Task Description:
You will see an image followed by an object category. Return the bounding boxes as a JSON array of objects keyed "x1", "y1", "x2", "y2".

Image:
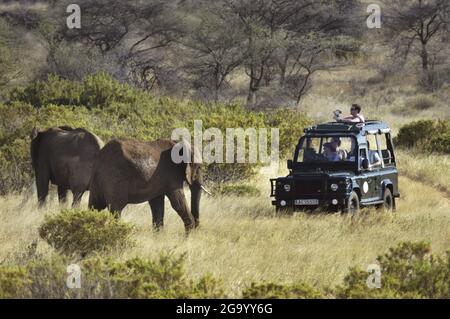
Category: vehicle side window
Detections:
[
  {"x1": 359, "y1": 148, "x2": 368, "y2": 170},
  {"x1": 366, "y1": 134, "x2": 382, "y2": 167},
  {"x1": 379, "y1": 133, "x2": 393, "y2": 165}
]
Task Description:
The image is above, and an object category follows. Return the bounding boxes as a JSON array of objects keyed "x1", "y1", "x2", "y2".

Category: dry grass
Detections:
[
  {"x1": 396, "y1": 150, "x2": 450, "y2": 195},
  {"x1": 1, "y1": 162, "x2": 449, "y2": 297}
]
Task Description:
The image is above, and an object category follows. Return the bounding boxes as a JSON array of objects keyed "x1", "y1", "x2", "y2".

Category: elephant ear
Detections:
[
  {"x1": 186, "y1": 163, "x2": 194, "y2": 185},
  {"x1": 30, "y1": 127, "x2": 40, "y2": 140},
  {"x1": 182, "y1": 140, "x2": 201, "y2": 185}
]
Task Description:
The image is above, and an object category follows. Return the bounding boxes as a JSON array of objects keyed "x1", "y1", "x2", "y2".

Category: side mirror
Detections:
[
  {"x1": 287, "y1": 159, "x2": 293, "y2": 169},
  {"x1": 361, "y1": 158, "x2": 369, "y2": 170}
]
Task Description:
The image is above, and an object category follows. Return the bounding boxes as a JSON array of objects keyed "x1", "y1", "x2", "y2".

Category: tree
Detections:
[
  {"x1": 383, "y1": 0, "x2": 449, "y2": 72},
  {"x1": 0, "y1": 18, "x2": 22, "y2": 90},
  {"x1": 181, "y1": 5, "x2": 247, "y2": 101}
]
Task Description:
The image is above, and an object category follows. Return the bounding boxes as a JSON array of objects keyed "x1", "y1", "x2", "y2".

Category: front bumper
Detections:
[{"x1": 271, "y1": 195, "x2": 349, "y2": 211}]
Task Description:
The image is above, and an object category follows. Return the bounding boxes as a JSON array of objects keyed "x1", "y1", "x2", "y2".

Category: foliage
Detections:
[
  {"x1": 8, "y1": 73, "x2": 138, "y2": 108},
  {"x1": 216, "y1": 184, "x2": 261, "y2": 197},
  {"x1": 0, "y1": 253, "x2": 225, "y2": 298},
  {"x1": 336, "y1": 241, "x2": 450, "y2": 299},
  {"x1": 407, "y1": 94, "x2": 436, "y2": 110},
  {"x1": 395, "y1": 120, "x2": 450, "y2": 154},
  {"x1": 242, "y1": 282, "x2": 323, "y2": 299},
  {"x1": 0, "y1": 75, "x2": 311, "y2": 193},
  {"x1": 38, "y1": 209, "x2": 134, "y2": 257}
]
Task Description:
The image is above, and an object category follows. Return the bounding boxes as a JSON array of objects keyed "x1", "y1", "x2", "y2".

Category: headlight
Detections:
[
  {"x1": 330, "y1": 183, "x2": 339, "y2": 191},
  {"x1": 283, "y1": 184, "x2": 291, "y2": 192}
]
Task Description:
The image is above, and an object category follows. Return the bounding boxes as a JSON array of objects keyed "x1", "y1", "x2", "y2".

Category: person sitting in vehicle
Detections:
[
  {"x1": 331, "y1": 137, "x2": 347, "y2": 160},
  {"x1": 360, "y1": 142, "x2": 382, "y2": 168},
  {"x1": 322, "y1": 143, "x2": 341, "y2": 162},
  {"x1": 338, "y1": 104, "x2": 365, "y2": 123}
]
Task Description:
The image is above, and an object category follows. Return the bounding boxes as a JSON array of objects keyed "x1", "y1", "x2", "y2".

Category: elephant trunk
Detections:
[{"x1": 190, "y1": 180, "x2": 202, "y2": 228}]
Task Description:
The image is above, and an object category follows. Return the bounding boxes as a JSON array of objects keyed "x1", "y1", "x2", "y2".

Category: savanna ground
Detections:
[
  {"x1": 1, "y1": 59, "x2": 450, "y2": 297},
  {"x1": 1, "y1": 152, "x2": 449, "y2": 297}
]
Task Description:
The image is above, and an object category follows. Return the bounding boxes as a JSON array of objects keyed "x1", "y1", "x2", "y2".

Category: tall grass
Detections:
[
  {"x1": 396, "y1": 150, "x2": 450, "y2": 195},
  {"x1": 1, "y1": 172, "x2": 449, "y2": 297}
]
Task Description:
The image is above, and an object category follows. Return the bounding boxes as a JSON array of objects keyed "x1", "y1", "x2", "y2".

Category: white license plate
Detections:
[{"x1": 294, "y1": 199, "x2": 319, "y2": 205}]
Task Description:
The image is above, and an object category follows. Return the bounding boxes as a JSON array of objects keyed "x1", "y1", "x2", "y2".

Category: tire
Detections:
[
  {"x1": 343, "y1": 191, "x2": 360, "y2": 216},
  {"x1": 381, "y1": 188, "x2": 394, "y2": 212}
]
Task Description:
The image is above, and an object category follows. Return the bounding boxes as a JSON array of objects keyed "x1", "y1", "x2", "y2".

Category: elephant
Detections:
[
  {"x1": 30, "y1": 126, "x2": 104, "y2": 207},
  {"x1": 88, "y1": 138, "x2": 206, "y2": 232}
]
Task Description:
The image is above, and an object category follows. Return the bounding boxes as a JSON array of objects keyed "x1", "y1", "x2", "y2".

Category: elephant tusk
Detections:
[{"x1": 201, "y1": 185, "x2": 212, "y2": 195}]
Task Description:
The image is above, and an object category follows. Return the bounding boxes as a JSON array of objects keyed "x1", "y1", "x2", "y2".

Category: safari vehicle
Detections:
[{"x1": 270, "y1": 121, "x2": 399, "y2": 215}]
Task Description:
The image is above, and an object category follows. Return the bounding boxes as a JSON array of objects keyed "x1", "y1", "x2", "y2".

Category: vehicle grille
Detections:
[{"x1": 293, "y1": 178, "x2": 325, "y2": 195}]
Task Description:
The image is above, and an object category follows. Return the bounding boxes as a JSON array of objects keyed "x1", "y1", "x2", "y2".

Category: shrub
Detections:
[
  {"x1": 407, "y1": 94, "x2": 436, "y2": 110},
  {"x1": 0, "y1": 76, "x2": 312, "y2": 193},
  {"x1": 336, "y1": 241, "x2": 450, "y2": 299},
  {"x1": 395, "y1": 120, "x2": 450, "y2": 153},
  {"x1": 38, "y1": 209, "x2": 134, "y2": 257},
  {"x1": 9, "y1": 74, "x2": 83, "y2": 108},
  {"x1": 242, "y1": 282, "x2": 323, "y2": 299},
  {"x1": 8, "y1": 73, "x2": 138, "y2": 109},
  {"x1": 216, "y1": 184, "x2": 261, "y2": 197},
  {"x1": 0, "y1": 253, "x2": 225, "y2": 298}
]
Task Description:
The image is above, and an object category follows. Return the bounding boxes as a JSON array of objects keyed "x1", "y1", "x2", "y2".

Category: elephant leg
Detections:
[
  {"x1": 149, "y1": 195, "x2": 165, "y2": 231},
  {"x1": 190, "y1": 181, "x2": 202, "y2": 228},
  {"x1": 88, "y1": 192, "x2": 107, "y2": 211},
  {"x1": 167, "y1": 189, "x2": 195, "y2": 233},
  {"x1": 72, "y1": 190, "x2": 84, "y2": 208},
  {"x1": 109, "y1": 196, "x2": 127, "y2": 218},
  {"x1": 36, "y1": 171, "x2": 50, "y2": 208},
  {"x1": 57, "y1": 186, "x2": 68, "y2": 205}
]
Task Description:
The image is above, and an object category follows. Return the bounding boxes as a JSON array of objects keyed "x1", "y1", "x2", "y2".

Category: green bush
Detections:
[
  {"x1": 336, "y1": 241, "x2": 450, "y2": 299},
  {"x1": 395, "y1": 120, "x2": 450, "y2": 154},
  {"x1": 216, "y1": 184, "x2": 261, "y2": 197},
  {"x1": 8, "y1": 73, "x2": 138, "y2": 109},
  {"x1": 0, "y1": 253, "x2": 225, "y2": 298},
  {"x1": 39, "y1": 209, "x2": 134, "y2": 257},
  {"x1": 0, "y1": 76, "x2": 311, "y2": 193},
  {"x1": 242, "y1": 282, "x2": 323, "y2": 299},
  {"x1": 407, "y1": 94, "x2": 436, "y2": 110}
]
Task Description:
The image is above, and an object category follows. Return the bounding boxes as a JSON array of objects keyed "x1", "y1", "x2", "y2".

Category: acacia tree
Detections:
[
  {"x1": 0, "y1": 18, "x2": 22, "y2": 89},
  {"x1": 181, "y1": 6, "x2": 247, "y2": 102},
  {"x1": 383, "y1": 0, "x2": 449, "y2": 72}
]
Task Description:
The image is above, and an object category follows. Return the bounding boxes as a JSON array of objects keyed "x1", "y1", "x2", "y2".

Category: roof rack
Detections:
[{"x1": 303, "y1": 121, "x2": 389, "y2": 133}]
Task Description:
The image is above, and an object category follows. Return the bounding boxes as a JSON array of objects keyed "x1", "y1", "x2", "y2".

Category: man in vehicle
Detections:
[
  {"x1": 331, "y1": 137, "x2": 347, "y2": 160},
  {"x1": 360, "y1": 141, "x2": 382, "y2": 168},
  {"x1": 323, "y1": 143, "x2": 341, "y2": 162},
  {"x1": 338, "y1": 104, "x2": 365, "y2": 123}
]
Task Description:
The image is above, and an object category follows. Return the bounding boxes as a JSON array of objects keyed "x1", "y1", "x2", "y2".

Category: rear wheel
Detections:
[{"x1": 343, "y1": 191, "x2": 360, "y2": 216}]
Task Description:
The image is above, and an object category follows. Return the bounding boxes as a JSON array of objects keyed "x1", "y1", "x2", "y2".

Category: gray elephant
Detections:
[
  {"x1": 88, "y1": 138, "x2": 206, "y2": 232},
  {"x1": 30, "y1": 126, "x2": 104, "y2": 207}
]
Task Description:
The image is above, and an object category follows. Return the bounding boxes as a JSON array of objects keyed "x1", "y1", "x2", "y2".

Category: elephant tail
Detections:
[
  {"x1": 87, "y1": 168, "x2": 106, "y2": 210},
  {"x1": 30, "y1": 132, "x2": 43, "y2": 171}
]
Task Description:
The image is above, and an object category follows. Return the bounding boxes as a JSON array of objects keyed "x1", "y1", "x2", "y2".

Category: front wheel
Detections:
[
  {"x1": 343, "y1": 191, "x2": 360, "y2": 216},
  {"x1": 380, "y1": 188, "x2": 394, "y2": 212}
]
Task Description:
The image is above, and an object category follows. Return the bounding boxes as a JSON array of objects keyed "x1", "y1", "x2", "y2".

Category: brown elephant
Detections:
[
  {"x1": 30, "y1": 126, "x2": 104, "y2": 207},
  {"x1": 88, "y1": 138, "x2": 205, "y2": 232}
]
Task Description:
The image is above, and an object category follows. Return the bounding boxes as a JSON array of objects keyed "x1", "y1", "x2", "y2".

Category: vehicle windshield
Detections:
[{"x1": 295, "y1": 136, "x2": 357, "y2": 163}]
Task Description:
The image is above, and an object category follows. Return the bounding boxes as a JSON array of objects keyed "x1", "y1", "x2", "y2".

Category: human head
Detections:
[
  {"x1": 331, "y1": 137, "x2": 341, "y2": 148},
  {"x1": 350, "y1": 104, "x2": 361, "y2": 117},
  {"x1": 323, "y1": 142, "x2": 336, "y2": 154}
]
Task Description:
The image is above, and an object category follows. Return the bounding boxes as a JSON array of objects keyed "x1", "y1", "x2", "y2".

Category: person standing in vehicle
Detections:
[{"x1": 338, "y1": 104, "x2": 365, "y2": 123}]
